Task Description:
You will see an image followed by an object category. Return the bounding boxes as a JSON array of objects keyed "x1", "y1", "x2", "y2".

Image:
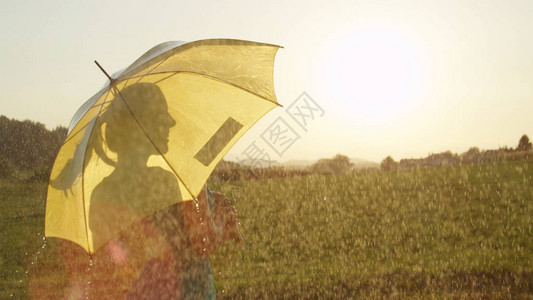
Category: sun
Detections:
[{"x1": 319, "y1": 26, "x2": 426, "y2": 122}]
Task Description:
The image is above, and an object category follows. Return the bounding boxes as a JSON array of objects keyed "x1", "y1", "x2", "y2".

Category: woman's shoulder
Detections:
[{"x1": 146, "y1": 166, "x2": 178, "y2": 182}]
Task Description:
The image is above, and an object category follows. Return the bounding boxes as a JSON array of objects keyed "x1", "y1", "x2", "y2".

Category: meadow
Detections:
[{"x1": 1, "y1": 159, "x2": 532, "y2": 299}]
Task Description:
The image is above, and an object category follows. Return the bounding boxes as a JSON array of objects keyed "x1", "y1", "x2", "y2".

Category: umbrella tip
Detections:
[{"x1": 94, "y1": 60, "x2": 114, "y2": 83}]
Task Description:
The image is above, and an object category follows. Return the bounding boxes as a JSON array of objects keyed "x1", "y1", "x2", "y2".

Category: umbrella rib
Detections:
[
  {"x1": 62, "y1": 101, "x2": 109, "y2": 145},
  {"x1": 133, "y1": 56, "x2": 171, "y2": 84},
  {"x1": 62, "y1": 121, "x2": 92, "y2": 145},
  {"x1": 121, "y1": 71, "x2": 282, "y2": 107},
  {"x1": 154, "y1": 72, "x2": 180, "y2": 84},
  {"x1": 113, "y1": 86, "x2": 197, "y2": 201},
  {"x1": 81, "y1": 90, "x2": 112, "y2": 254}
]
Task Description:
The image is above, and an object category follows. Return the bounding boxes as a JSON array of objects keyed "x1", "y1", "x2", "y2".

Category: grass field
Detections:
[{"x1": 1, "y1": 159, "x2": 532, "y2": 299}]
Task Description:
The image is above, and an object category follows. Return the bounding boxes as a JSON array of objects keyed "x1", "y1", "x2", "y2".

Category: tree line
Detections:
[
  {"x1": 381, "y1": 134, "x2": 532, "y2": 171},
  {"x1": 0, "y1": 115, "x2": 67, "y2": 182},
  {"x1": 0, "y1": 115, "x2": 358, "y2": 183},
  {"x1": 5, "y1": 114, "x2": 528, "y2": 183},
  {"x1": 210, "y1": 154, "x2": 359, "y2": 182}
]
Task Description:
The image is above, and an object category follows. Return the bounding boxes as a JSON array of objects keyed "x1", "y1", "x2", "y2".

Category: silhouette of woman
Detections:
[{"x1": 60, "y1": 83, "x2": 241, "y2": 299}]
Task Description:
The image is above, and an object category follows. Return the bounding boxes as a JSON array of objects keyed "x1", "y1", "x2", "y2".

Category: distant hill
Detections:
[
  {"x1": 272, "y1": 160, "x2": 313, "y2": 169},
  {"x1": 234, "y1": 157, "x2": 379, "y2": 170},
  {"x1": 349, "y1": 157, "x2": 380, "y2": 169}
]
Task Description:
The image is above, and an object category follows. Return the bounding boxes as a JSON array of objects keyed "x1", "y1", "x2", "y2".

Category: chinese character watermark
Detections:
[
  {"x1": 285, "y1": 92, "x2": 325, "y2": 132},
  {"x1": 236, "y1": 141, "x2": 276, "y2": 169},
  {"x1": 235, "y1": 91, "x2": 324, "y2": 168},
  {"x1": 260, "y1": 117, "x2": 300, "y2": 156}
]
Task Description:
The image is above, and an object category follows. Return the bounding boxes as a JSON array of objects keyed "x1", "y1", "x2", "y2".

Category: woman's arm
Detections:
[
  {"x1": 182, "y1": 185, "x2": 241, "y2": 257},
  {"x1": 212, "y1": 191, "x2": 243, "y2": 244}
]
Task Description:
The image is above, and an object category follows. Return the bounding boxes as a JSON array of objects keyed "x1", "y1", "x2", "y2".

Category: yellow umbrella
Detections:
[{"x1": 45, "y1": 39, "x2": 281, "y2": 254}]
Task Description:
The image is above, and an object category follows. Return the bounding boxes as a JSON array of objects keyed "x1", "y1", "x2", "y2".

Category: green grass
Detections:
[
  {"x1": 209, "y1": 160, "x2": 533, "y2": 298},
  {"x1": 1, "y1": 159, "x2": 532, "y2": 298}
]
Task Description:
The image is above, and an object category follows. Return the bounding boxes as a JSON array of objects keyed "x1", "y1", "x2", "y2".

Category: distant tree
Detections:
[
  {"x1": 461, "y1": 147, "x2": 481, "y2": 164},
  {"x1": 517, "y1": 134, "x2": 532, "y2": 151},
  {"x1": 380, "y1": 156, "x2": 398, "y2": 171},
  {"x1": 310, "y1": 158, "x2": 330, "y2": 173},
  {"x1": 0, "y1": 115, "x2": 67, "y2": 181},
  {"x1": 310, "y1": 154, "x2": 353, "y2": 174},
  {"x1": 429, "y1": 151, "x2": 460, "y2": 166},
  {"x1": 330, "y1": 154, "x2": 354, "y2": 174}
]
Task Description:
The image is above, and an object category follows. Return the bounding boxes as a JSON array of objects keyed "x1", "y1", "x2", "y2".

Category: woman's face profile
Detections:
[
  {"x1": 142, "y1": 94, "x2": 176, "y2": 154},
  {"x1": 108, "y1": 83, "x2": 176, "y2": 156},
  {"x1": 146, "y1": 98, "x2": 176, "y2": 153}
]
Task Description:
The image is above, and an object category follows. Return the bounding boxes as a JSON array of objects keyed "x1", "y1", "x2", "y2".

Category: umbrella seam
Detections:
[
  {"x1": 154, "y1": 72, "x2": 180, "y2": 84},
  {"x1": 82, "y1": 90, "x2": 111, "y2": 254},
  {"x1": 63, "y1": 121, "x2": 93, "y2": 146},
  {"x1": 119, "y1": 39, "x2": 282, "y2": 80},
  {"x1": 121, "y1": 71, "x2": 282, "y2": 107},
  {"x1": 62, "y1": 102, "x2": 106, "y2": 145},
  {"x1": 134, "y1": 56, "x2": 171, "y2": 84}
]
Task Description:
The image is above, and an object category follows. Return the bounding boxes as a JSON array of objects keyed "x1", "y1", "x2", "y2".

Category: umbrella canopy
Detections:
[{"x1": 45, "y1": 39, "x2": 281, "y2": 254}]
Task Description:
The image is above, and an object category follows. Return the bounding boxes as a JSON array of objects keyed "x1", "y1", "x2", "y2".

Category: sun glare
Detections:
[{"x1": 320, "y1": 26, "x2": 426, "y2": 122}]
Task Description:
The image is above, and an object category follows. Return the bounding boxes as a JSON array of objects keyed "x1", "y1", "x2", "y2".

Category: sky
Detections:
[{"x1": 1, "y1": 0, "x2": 532, "y2": 163}]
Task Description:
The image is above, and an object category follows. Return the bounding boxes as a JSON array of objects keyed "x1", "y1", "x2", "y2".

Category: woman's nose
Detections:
[{"x1": 167, "y1": 115, "x2": 176, "y2": 127}]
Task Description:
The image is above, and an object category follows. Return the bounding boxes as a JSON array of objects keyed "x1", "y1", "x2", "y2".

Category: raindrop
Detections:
[{"x1": 85, "y1": 257, "x2": 94, "y2": 300}]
